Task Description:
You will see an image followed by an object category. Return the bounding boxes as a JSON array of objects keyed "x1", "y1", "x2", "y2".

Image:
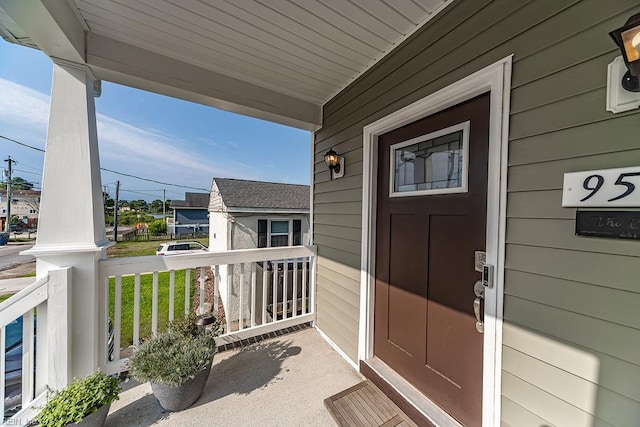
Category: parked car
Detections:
[{"x1": 156, "y1": 241, "x2": 208, "y2": 256}]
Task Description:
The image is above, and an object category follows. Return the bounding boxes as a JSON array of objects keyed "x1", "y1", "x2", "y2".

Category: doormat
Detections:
[{"x1": 324, "y1": 381, "x2": 417, "y2": 427}]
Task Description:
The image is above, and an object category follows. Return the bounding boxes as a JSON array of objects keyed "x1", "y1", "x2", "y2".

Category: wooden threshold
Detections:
[
  {"x1": 325, "y1": 380, "x2": 418, "y2": 427},
  {"x1": 360, "y1": 360, "x2": 439, "y2": 427}
]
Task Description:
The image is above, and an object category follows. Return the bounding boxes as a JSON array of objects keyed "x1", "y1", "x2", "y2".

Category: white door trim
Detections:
[{"x1": 359, "y1": 55, "x2": 512, "y2": 427}]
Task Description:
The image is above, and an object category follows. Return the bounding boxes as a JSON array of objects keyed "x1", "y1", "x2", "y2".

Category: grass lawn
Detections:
[
  {"x1": 109, "y1": 270, "x2": 196, "y2": 347},
  {"x1": 106, "y1": 239, "x2": 209, "y2": 346},
  {"x1": 0, "y1": 294, "x2": 14, "y2": 303}
]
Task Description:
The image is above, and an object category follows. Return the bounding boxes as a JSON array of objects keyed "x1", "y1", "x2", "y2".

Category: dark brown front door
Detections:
[{"x1": 374, "y1": 94, "x2": 490, "y2": 427}]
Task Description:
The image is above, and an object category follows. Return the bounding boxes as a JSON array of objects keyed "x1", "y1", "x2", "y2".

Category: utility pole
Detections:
[
  {"x1": 113, "y1": 180, "x2": 120, "y2": 242},
  {"x1": 162, "y1": 189, "x2": 166, "y2": 219},
  {"x1": 4, "y1": 156, "x2": 15, "y2": 233}
]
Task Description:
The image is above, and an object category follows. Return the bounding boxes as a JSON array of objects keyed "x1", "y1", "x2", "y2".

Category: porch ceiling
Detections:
[{"x1": 0, "y1": 0, "x2": 450, "y2": 130}]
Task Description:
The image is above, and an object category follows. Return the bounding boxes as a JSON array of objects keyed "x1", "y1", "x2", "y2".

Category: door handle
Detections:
[{"x1": 473, "y1": 280, "x2": 484, "y2": 333}]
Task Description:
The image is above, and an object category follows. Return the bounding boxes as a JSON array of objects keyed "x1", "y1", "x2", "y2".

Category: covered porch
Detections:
[{"x1": 0, "y1": 0, "x2": 454, "y2": 424}]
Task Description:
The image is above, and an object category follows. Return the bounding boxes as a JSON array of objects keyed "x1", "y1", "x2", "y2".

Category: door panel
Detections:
[{"x1": 374, "y1": 93, "x2": 490, "y2": 427}]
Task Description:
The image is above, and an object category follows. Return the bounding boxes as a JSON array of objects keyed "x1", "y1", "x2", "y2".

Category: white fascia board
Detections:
[
  {"x1": 0, "y1": 0, "x2": 85, "y2": 63},
  {"x1": 226, "y1": 207, "x2": 310, "y2": 214},
  {"x1": 86, "y1": 33, "x2": 322, "y2": 131}
]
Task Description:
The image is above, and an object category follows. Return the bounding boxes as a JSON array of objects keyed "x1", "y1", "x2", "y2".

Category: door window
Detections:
[{"x1": 389, "y1": 121, "x2": 469, "y2": 197}]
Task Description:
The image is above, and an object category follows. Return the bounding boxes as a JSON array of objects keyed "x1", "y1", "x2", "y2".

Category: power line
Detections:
[
  {"x1": 100, "y1": 168, "x2": 209, "y2": 191},
  {"x1": 0, "y1": 135, "x2": 45, "y2": 152},
  {"x1": 1, "y1": 134, "x2": 210, "y2": 192},
  {"x1": 13, "y1": 169, "x2": 42, "y2": 177}
]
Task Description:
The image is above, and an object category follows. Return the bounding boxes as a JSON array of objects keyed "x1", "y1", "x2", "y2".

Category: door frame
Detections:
[{"x1": 359, "y1": 55, "x2": 512, "y2": 427}]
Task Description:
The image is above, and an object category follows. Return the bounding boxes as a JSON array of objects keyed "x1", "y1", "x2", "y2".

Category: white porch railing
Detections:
[
  {"x1": 99, "y1": 246, "x2": 317, "y2": 375},
  {"x1": 1, "y1": 268, "x2": 71, "y2": 425}
]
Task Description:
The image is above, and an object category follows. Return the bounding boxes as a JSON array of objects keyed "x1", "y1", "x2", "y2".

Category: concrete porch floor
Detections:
[{"x1": 105, "y1": 327, "x2": 364, "y2": 426}]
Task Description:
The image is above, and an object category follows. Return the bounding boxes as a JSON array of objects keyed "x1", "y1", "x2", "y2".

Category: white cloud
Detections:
[{"x1": 0, "y1": 77, "x2": 248, "y2": 191}]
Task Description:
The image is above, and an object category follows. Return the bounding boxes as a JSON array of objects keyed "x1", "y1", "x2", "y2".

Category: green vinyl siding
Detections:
[{"x1": 314, "y1": 0, "x2": 640, "y2": 424}]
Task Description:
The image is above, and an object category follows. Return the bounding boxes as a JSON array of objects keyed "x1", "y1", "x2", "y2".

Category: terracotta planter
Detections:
[
  {"x1": 150, "y1": 361, "x2": 212, "y2": 412},
  {"x1": 66, "y1": 403, "x2": 111, "y2": 427}
]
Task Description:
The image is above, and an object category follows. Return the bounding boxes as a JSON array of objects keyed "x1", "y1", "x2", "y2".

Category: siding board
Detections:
[
  {"x1": 317, "y1": 255, "x2": 361, "y2": 282},
  {"x1": 505, "y1": 269, "x2": 640, "y2": 329},
  {"x1": 316, "y1": 308, "x2": 359, "y2": 361},
  {"x1": 503, "y1": 323, "x2": 640, "y2": 404},
  {"x1": 505, "y1": 244, "x2": 640, "y2": 293},
  {"x1": 508, "y1": 114, "x2": 640, "y2": 166},
  {"x1": 506, "y1": 218, "x2": 640, "y2": 257},
  {"x1": 317, "y1": 287, "x2": 359, "y2": 324},
  {"x1": 507, "y1": 190, "x2": 573, "y2": 219},
  {"x1": 314, "y1": 213, "x2": 362, "y2": 228},
  {"x1": 314, "y1": 223, "x2": 362, "y2": 242},
  {"x1": 504, "y1": 296, "x2": 640, "y2": 366},
  {"x1": 313, "y1": 1, "x2": 640, "y2": 424},
  {"x1": 503, "y1": 346, "x2": 640, "y2": 424},
  {"x1": 502, "y1": 372, "x2": 614, "y2": 427},
  {"x1": 501, "y1": 397, "x2": 553, "y2": 427},
  {"x1": 317, "y1": 245, "x2": 361, "y2": 269},
  {"x1": 508, "y1": 148, "x2": 640, "y2": 192},
  {"x1": 314, "y1": 188, "x2": 362, "y2": 205}
]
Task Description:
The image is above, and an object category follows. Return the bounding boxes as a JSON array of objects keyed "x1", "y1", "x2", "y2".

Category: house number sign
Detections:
[{"x1": 562, "y1": 166, "x2": 640, "y2": 207}]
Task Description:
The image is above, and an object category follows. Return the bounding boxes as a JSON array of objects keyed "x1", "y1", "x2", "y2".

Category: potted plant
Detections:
[
  {"x1": 128, "y1": 313, "x2": 220, "y2": 412},
  {"x1": 37, "y1": 371, "x2": 119, "y2": 427}
]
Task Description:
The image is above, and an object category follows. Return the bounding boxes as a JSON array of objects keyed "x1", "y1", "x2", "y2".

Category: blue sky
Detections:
[{"x1": 0, "y1": 40, "x2": 311, "y2": 202}]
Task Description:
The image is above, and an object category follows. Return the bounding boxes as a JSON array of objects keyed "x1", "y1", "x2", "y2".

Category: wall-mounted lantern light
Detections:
[
  {"x1": 610, "y1": 13, "x2": 640, "y2": 92},
  {"x1": 324, "y1": 148, "x2": 345, "y2": 180}
]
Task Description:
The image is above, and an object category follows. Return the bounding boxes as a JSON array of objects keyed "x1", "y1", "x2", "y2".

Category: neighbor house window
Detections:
[
  {"x1": 258, "y1": 219, "x2": 303, "y2": 248},
  {"x1": 270, "y1": 220, "x2": 289, "y2": 247}
]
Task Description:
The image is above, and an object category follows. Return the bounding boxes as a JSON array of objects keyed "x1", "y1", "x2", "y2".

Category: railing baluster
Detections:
[
  {"x1": 302, "y1": 258, "x2": 308, "y2": 314},
  {"x1": 199, "y1": 267, "x2": 205, "y2": 314},
  {"x1": 239, "y1": 263, "x2": 245, "y2": 330},
  {"x1": 293, "y1": 258, "x2": 298, "y2": 317},
  {"x1": 226, "y1": 265, "x2": 232, "y2": 332},
  {"x1": 104, "y1": 274, "x2": 110, "y2": 363},
  {"x1": 283, "y1": 259, "x2": 288, "y2": 320},
  {"x1": 98, "y1": 246, "x2": 318, "y2": 373},
  {"x1": 133, "y1": 274, "x2": 141, "y2": 346},
  {"x1": 185, "y1": 269, "x2": 191, "y2": 317},
  {"x1": 251, "y1": 263, "x2": 257, "y2": 328},
  {"x1": 114, "y1": 275, "x2": 122, "y2": 360},
  {"x1": 1, "y1": 326, "x2": 6, "y2": 419},
  {"x1": 169, "y1": 270, "x2": 175, "y2": 322},
  {"x1": 262, "y1": 263, "x2": 268, "y2": 325},
  {"x1": 272, "y1": 262, "x2": 277, "y2": 322},
  {"x1": 310, "y1": 254, "x2": 317, "y2": 315},
  {"x1": 152, "y1": 272, "x2": 159, "y2": 335},
  {"x1": 214, "y1": 265, "x2": 220, "y2": 315},
  {"x1": 35, "y1": 301, "x2": 48, "y2": 395},
  {"x1": 22, "y1": 311, "x2": 35, "y2": 407}
]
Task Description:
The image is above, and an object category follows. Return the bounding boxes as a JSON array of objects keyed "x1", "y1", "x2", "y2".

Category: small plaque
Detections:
[
  {"x1": 474, "y1": 251, "x2": 486, "y2": 272},
  {"x1": 576, "y1": 211, "x2": 640, "y2": 240}
]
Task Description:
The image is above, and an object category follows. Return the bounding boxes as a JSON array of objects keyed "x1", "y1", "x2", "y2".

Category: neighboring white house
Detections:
[
  {"x1": 209, "y1": 178, "x2": 310, "y2": 327},
  {"x1": 0, "y1": 189, "x2": 40, "y2": 230}
]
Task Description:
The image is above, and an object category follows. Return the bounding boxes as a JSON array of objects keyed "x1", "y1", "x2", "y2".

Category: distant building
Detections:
[
  {"x1": 169, "y1": 192, "x2": 210, "y2": 236},
  {"x1": 208, "y1": 178, "x2": 310, "y2": 252},
  {"x1": 0, "y1": 189, "x2": 40, "y2": 229},
  {"x1": 208, "y1": 178, "x2": 310, "y2": 324}
]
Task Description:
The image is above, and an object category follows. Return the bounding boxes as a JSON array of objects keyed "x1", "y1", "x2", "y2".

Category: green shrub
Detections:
[
  {"x1": 128, "y1": 314, "x2": 219, "y2": 387},
  {"x1": 37, "y1": 371, "x2": 119, "y2": 427},
  {"x1": 148, "y1": 219, "x2": 167, "y2": 235}
]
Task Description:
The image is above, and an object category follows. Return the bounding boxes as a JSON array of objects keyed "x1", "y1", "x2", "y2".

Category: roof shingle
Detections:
[{"x1": 214, "y1": 178, "x2": 309, "y2": 210}]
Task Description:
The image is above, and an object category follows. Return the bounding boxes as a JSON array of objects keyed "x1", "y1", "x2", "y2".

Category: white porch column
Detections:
[{"x1": 23, "y1": 60, "x2": 109, "y2": 381}]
